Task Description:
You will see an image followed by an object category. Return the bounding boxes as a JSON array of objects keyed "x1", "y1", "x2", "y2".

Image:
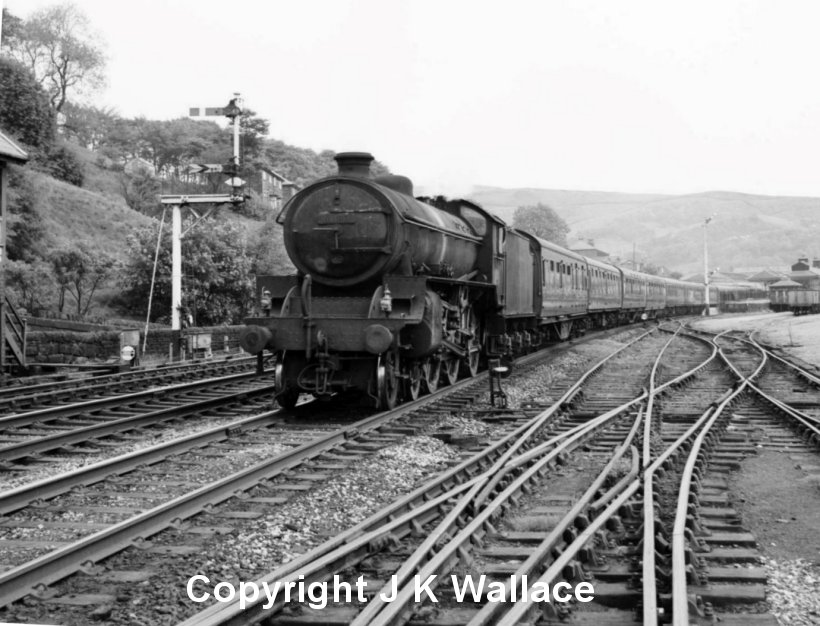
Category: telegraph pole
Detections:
[{"x1": 160, "y1": 94, "x2": 245, "y2": 342}]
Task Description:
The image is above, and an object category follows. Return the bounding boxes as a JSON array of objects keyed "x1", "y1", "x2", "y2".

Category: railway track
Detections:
[
  {"x1": 0, "y1": 370, "x2": 279, "y2": 476},
  {"x1": 3, "y1": 322, "x2": 817, "y2": 625},
  {"x1": 0, "y1": 326, "x2": 662, "y2": 623},
  {"x1": 0, "y1": 356, "x2": 257, "y2": 416}
]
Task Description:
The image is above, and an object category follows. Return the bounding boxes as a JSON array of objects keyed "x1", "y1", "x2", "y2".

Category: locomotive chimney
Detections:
[{"x1": 335, "y1": 152, "x2": 374, "y2": 178}]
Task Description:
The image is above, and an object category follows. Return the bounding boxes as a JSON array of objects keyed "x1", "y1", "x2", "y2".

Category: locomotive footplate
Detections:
[{"x1": 241, "y1": 273, "x2": 487, "y2": 409}]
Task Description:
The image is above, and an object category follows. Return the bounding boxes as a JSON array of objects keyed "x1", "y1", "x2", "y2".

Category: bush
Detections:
[{"x1": 42, "y1": 142, "x2": 85, "y2": 186}]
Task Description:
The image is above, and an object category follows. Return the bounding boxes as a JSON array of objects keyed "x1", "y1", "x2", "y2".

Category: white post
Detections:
[
  {"x1": 172, "y1": 204, "x2": 182, "y2": 330},
  {"x1": 230, "y1": 93, "x2": 242, "y2": 193},
  {"x1": 233, "y1": 102, "x2": 241, "y2": 165},
  {"x1": 703, "y1": 217, "x2": 712, "y2": 316}
]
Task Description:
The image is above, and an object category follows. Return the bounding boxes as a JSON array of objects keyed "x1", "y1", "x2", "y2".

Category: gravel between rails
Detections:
[
  {"x1": 763, "y1": 558, "x2": 820, "y2": 625},
  {"x1": 205, "y1": 436, "x2": 459, "y2": 574},
  {"x1": 474, "y1": 330, "x2": 640, "y2": 409}
]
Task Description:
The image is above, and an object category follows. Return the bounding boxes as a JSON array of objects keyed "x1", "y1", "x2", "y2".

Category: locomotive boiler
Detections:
[{"x1": 240, "y1": 153, "x2": 505, "y2": 409}]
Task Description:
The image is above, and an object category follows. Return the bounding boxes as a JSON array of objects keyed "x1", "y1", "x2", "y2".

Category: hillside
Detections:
[
  {"x1": 33, "y1": 170, "x2": 154, "y2": 259},
  {"x1": 468, "y1": 186, "x2": 820, "y2": 274}
]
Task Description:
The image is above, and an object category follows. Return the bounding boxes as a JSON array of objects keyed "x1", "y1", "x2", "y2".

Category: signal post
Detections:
[{"x1": 158, "y1": 94, "x2": 246, "y2": 356}]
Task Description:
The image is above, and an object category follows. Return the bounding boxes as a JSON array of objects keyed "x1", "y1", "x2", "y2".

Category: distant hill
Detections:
[{"x1": 467, "y1": 186, "x2": 820, "y2": 274}]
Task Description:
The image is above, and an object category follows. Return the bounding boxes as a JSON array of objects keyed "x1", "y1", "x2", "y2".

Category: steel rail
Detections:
[
  {"x1": 641, "y1": 328, "x2": 683, "y2": 626},
  {"x1": 748, "y1": 383, "x2": 820, "y2": 441},
  {"x1": 750, "y1": 330, "x2": 820, "y2": 386},
  {"x1": 0, "y1": 356, "x2": 256, "y2": 403},
  {"x1": 0, "y1": 370, "x2": 269, "y2": 431},
  {"x1": 0, "y1": 404, "x2": 289, "y2": 514},
  {"x1": 666, "y1": 330, "x2": 768, "y2": 624},
  {"x1": 670, "y1": 389, "x2": 743, "y2": 625},
  {"x1": 476, "y1": 328, "x2": 717, "y2": 626},
  {"x1": 463, "y1": 418, "x2": 643, "y2": 626},
  {"x1": 496, "y1": 481, "x2": 643, "y2": 625},
  {"x1": 471, "y1": 327, "x2": 658, "y2": 508},
  {"x1": 356, "y1": 399, "x2": 646, "y2": 626},
  {"x1": 0, "y1": 375, "x2": 276, "y2": 461},
  {"x1": 638, "y1": 325, "x2": 720, "y2": 625}
]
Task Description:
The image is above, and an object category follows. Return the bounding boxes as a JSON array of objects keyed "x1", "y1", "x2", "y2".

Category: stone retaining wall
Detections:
[{"x1": 25, "y1": 325, "x2": 247, "y2": 364}]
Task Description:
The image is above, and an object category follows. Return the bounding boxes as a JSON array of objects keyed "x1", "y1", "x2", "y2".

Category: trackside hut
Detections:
[{"x1": 769, "y1": 279, "x2": 803, "y2": 311}]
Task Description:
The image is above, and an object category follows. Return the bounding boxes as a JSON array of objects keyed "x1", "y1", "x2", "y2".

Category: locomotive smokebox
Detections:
[
  {"x1": 281, "y1": 151, "x2": 481, "y2": 287},
  {"x1": 334, "y1": 152, "x2": 374, "y2": 178}
]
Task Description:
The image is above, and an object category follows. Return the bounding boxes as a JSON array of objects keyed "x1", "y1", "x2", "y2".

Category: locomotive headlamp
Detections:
[{"x1": 379, "y1": 286, "x2": 393, "y2": 314}]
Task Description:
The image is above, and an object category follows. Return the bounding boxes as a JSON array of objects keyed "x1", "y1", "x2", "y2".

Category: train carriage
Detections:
[
  {"x1": 531, "y1": 237, "x2": 588, "y2": 339},
  {"x1": 586, "y1": 257, "x2": 622, "y2": 326},
  {"x1": 620, "y1": 268, "x2": 648, "y2": 317},
  {"x1": 646, "y1": 275, "x2": 666, "y2": 314},
  {"x1": 664, "y1": 278, "x2": 688, "y2": 313}
]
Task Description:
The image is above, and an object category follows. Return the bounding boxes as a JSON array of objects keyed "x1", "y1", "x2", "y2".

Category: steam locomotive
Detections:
[{"x1": 240, "y1": 152, "x2": 710, "y2": 409}]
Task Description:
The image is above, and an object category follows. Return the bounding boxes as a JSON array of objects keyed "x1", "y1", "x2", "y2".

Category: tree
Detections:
[
  {"x1": 512, "y1": 203, "x2": 570, "y2": 246},
  {"x1": 250, "y1": 217, "x2": 294, "y2": 276},
  {"x1": 2, "y1": 3, "x2": 106, "y2": 112},
  {"x1": 0, "y1": 56, "x2": 55, "y2": 149},
  {"x1": 62, "y1": 102, "x2": 117, "y2": 149},
  {"x1": 118, "y1": 217, "x2": 255, "y2": 326},
  {"x1": 5, "y1": 259, "x2": 58, "y2": 313},
  {"x1": 121, "y1": 169, "x2": 161, "y2": 217},
  {"x1": 50, "y1": 244, "x2": 113, "y2": 315}
]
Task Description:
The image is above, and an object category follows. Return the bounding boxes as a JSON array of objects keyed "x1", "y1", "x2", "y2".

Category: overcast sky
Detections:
[{"x1": 6, "y1": 0, "x2": 820, "y2": 197}]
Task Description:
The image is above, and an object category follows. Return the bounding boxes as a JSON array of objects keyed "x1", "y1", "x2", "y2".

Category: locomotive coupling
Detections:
[{"x1": 239, "y1": 325, "x2": 273, "y2": 354}]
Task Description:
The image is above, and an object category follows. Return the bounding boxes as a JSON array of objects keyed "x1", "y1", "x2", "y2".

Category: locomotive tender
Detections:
[{"x1": 240, "y1": 152, "x2": 708, "y2": 409}]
